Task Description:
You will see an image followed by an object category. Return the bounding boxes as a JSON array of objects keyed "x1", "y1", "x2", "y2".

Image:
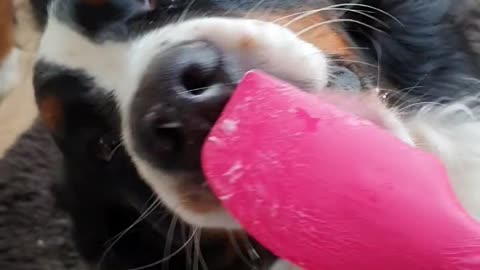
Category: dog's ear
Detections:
[
  {"x1": 0, "y1": 0, "x2": 15, "y2": 64},
  {"x1": 32, "y1": 0, "x2": 154, "y2": 146},
  {"x1": 33, "y1": 61, "x2": 120, "y2": 152},
  {"x1": 33, "y1": 62, "x2": 89, "y2": 144}
]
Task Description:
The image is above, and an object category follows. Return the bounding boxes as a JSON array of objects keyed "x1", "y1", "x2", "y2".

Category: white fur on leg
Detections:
[{"x1": 405, "y1": 98, "x2": 480, "y2": 220}]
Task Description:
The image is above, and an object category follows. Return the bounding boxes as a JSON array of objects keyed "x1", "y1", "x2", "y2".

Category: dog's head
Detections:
[{"x1": 33, "y1": 0, "x2": 417, "y2": 231}]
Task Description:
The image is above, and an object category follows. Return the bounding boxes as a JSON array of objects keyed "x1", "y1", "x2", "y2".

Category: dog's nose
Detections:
[{"x1": 129, "y1": 41, "x2": 236, "y2": 171}]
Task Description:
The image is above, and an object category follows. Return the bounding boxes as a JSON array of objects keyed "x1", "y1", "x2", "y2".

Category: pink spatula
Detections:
[{"x1": 202, "y1": 71, "x2": 480, "y2": 270}]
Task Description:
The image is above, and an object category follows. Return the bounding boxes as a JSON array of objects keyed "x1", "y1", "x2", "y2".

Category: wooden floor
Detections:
[{"x1": 0, "y1": 0, "x2": 41, "y2": 158}]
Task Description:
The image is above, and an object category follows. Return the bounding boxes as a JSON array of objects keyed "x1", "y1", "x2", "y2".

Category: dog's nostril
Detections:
[
  {"x1": 181, "y1": 63, "x2": 218, "y2": 96},
  {"x1": 153, "y1": 126, "x2": 183, "y2": 153},
  {"x1": 173, "y1": 41, "x2": 225, "y2": 97},
  {"x1": 143, "y1": 109, "x2": 183, "y2": 154}
]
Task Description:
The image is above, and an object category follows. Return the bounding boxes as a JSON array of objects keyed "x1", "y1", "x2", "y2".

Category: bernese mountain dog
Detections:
[{"x1": 2, "y1": 0, "x2": 480, "y2": 269}]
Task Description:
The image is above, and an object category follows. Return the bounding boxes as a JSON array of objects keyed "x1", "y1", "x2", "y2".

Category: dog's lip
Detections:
[{"x1": 169, "y1": 170, "x2": 210, "y2": 185}]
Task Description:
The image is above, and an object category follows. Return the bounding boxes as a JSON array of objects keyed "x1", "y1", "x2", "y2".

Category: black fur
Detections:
[
  {"x1": 340, "y1": 0, "x2": 480, "y2": 104},
  {"x1": 31, "y1": 59, "x2": 275, "y2": 269},
  {"x1": 4, "y1": 0, "x2": 480, "y2": 269},
  {"x1": 30, "y1": 0, "x2": 49, "y2": 28}
]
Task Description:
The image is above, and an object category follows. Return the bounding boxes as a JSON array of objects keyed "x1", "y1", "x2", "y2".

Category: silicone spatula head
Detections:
[{"x1": 202, "y1": 70, "x2": 480, "y2": 270}]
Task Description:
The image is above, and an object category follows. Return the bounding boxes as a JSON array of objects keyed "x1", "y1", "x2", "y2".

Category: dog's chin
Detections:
[
  {"x1": 174, "y1": 179, "x2": 243, "y2": 229},
  {"x1": 132, "y1": 157, "x2": 242, "y2": 229},
  {"x1": 172, "y1": 202, "x2": 241, "y2": 230}
]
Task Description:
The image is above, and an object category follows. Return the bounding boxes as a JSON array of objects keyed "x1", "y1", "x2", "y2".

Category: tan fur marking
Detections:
[
  {"x1": 240, "y1": 36, "x2": 258, "y2": 51},
  {"x1": 253, "y1": 11, "x2": 355, "y2": 58},
  {"x1": 178, "y1": 183, "x2": 223, "y2": 214},
  {"x1": 38, "y1": 96, "x2": 64, "y2": 133},
  {"x1": 181, "y1": 193, "x2": 222, "y2": 213}
]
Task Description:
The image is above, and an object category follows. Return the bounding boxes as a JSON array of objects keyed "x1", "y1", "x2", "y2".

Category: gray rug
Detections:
[{"x1": 0, "y1": 120, "x2": 87, "y2": 270}]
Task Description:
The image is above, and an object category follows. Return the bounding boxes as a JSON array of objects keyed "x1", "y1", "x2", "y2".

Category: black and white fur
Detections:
[{"x1": 5, "y1": 0, "x2": 480, "y2": 269}]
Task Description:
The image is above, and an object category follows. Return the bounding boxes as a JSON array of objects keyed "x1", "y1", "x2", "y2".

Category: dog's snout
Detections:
[{"x1": 129, "y1": 41, "x2": 236, "y2": 170}]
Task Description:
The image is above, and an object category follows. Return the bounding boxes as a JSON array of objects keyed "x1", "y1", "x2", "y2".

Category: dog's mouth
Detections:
[
  {"x1": 126, "y1": 71, "x2": 370, "y2": 229},
  {"x1": 119, "y1": 17, "x2": 372, "y2": 228}
]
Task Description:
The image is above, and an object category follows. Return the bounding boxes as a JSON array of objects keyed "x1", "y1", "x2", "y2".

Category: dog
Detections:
[{"x1": 6, "y1": 0, "x2": 480, "y2": 269}]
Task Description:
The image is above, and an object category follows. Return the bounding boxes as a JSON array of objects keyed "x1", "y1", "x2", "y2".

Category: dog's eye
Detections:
[{"x1": 95, "y1": 135, "x2": 122, "y2": 162}]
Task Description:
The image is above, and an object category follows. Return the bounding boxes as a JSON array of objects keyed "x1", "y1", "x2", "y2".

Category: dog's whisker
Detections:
[
  {"x1": 127, "y1": 224, "x2": 199, "y2": 270},
  {"x1": 331, "y1": 3, "x2": 404, "y2": 25},
  {"x1": 193, "y1": 232, "x2": 199, "y2": 270},
  {"x1": 329, "y1": 59, "x2": 378, "y2": 68},
  {"x1": 296, "y1": 18, "x2": 384, "y2": 37},
  {"x1": 271, "y1": 4, "x2": 350, "y2": 24},
  {"x1": 397, "y1": 101, "x2": 446, "y2": 114},
  {"x1": 178, "y1": 0, "x2": 197, "y2": 23},
  {"x1": 391, "y1": 74, "x2": 430, "y2": 108},
  {"x1": 352, "y1": 30, "x2": 431, "y2": 110},
  {"x1": 227, "y1": 231, "x2": 258, "y2": 269},
  {"x1": 369, "y1": 32, "x2": 383, "y2": 97},
  {"x1": 96, "y1": 196, "x2": 161, "y2": 270},
  {"x1": 257, "y1": 0, "x2": 282, "y2": 19},
  {"x1": 379, "y1": 86, "x2": 425, "y2": 106},
  {"x1": 334, "y1": 46, "x2": 370, "y2": 51},
  {"x1": 162, "y1": 215, "x2": 179, "y2": 270},
  {"x1": 221, "y1": 3, "x2": 243, "y2": 16},
  {"x1": 272, "y1": 3, "x2": 402, "y2": 27},
  {"x1": 238, "y1": 232, "x2": 260, "y2": 264},
  {"x1": 194, "y1": 229, "x2": 209, "y2": 270},
  {"x1": 176, "y1": 81, "x2": 241, "y2": 95},
  {"x1": 106, "y1": 140, "x2": 124, "y2": 161},
  {"x1": 380, "y1": 85, "x2": 425, "y2": 97},
  {"x1": 353, "y1": 30, "x2": 391, "y2": 106},
  {"x1": 244, "y1": 0, "x2": 268, "y2": 18},
  {"x1": 278, "y1": 8, "x2": 330, "y2": 26},
  {"x1": 181, "y1": 223, "x2": 193, "y2": 269},
  {"x1": 284, "y1": 8, "x2": 389, "y2": 30}
]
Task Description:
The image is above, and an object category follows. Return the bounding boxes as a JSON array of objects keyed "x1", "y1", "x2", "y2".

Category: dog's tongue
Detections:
[{"x1": 201, "y1": 71, "x2": 480, "y2": 270}]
